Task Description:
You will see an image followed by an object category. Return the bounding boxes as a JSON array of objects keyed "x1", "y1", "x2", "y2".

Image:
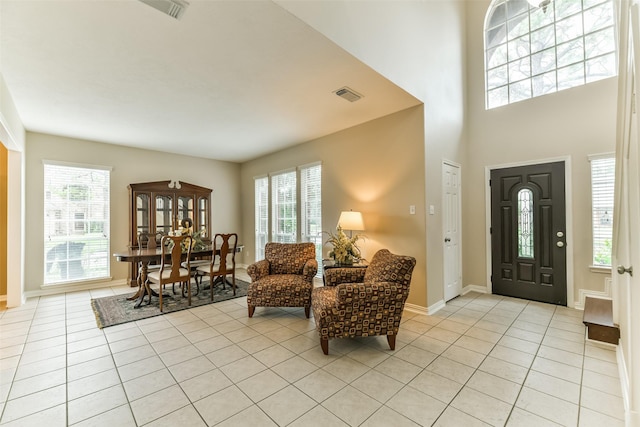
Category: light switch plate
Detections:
[
  {"x1": 429, "y1": 205, "x2": 435, "y2": 215},
  {"x1": 409, "y1": 205, "x2": 416, "y2": 215}
]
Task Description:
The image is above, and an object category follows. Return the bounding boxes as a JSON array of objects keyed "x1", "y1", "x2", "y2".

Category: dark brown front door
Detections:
[{"x1": 490, "y1": 161, "x2": 567, "y2": 305}]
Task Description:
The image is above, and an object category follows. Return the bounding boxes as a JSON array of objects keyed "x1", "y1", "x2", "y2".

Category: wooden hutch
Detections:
[{"x1": 127, "y1": 180, "x2": 212, "y2": 286}]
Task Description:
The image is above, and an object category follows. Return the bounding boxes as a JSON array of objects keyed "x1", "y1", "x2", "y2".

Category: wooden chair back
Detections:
[
  {"x1": 138, "y1": 231, "x2": 163, "y2": 249},
  {"x1": 214, "y1": 233, "x2": 238, "y2": 275},
  {"x1": 159, "y1": 234, "x2": 193, "y2": 283}
]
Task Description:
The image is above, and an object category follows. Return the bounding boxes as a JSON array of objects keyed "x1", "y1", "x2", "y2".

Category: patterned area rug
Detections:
[{"x1": 91, "y1": 279, "x2": 249, "y2": 328}]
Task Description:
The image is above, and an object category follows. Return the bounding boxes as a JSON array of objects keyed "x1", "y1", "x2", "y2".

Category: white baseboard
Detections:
[
  {"x1": 404, "y1": 302, "x2": 428, "y2": 316},
  {"x1": 617, "y1": 344, "x2": 632, "y2": 424},
  {"x1": 462, "y1": 284, "x2": 489, "y2": 295},
  {"x1": 24, "y1": 279, "x2": 129, "y2": 299},
  {"x1": 575, "y1": 277, "x2": 612, "y2": 310},
  {"x1": 427, "y1": 299, "x2": 446, "y2": 315}
]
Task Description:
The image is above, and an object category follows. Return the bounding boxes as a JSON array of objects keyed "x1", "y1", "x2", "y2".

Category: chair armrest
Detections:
[
  {"x1": 324, "y1": 268, "x2": 366, "y2": 287},
  {"x1": 336, "y1": 281, "x2": 407, "y2": 306},
  {"x1": 247, "y1": 259, "x2": 270, "y2": 281},
  {"x1": 302, "y1": 259, "x2": 318, "y2": 282}
]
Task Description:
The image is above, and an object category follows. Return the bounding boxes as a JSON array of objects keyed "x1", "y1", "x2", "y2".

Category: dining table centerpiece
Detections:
[
  {"x1": 324, "y1": 225, "x2": 363, "y2": 265},
  {"x1": 168, "y1": 218, "x2": 207, "y2": 252}
]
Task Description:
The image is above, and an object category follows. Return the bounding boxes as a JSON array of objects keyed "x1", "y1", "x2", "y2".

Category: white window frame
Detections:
[
  {"x1": 589, "y1": 153, "x2": 615, "y2": 269},
  {"x1": 484, "y1": 0, "x2": 617, "y2": 109},
  {"x1": 44, "y1": 161, "x2": 111, "y2": 285}
]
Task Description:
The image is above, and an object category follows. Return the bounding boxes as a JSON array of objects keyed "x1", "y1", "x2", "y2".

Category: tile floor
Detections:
[{"x1": 0, "y1": 271, "x2": 626, "y2": 426}]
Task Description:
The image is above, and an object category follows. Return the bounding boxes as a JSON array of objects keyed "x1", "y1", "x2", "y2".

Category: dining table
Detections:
[{"x1": 113, "y1": 244, "x2": 243, "y2": 308}]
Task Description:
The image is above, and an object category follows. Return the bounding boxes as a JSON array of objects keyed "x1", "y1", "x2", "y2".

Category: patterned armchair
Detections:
[
  {"x1": 312, "y1": 249, "x2": 416, "y2": 355},
  {"x1": 247, "y1": 242, "x2": 318, "y2": 318}
]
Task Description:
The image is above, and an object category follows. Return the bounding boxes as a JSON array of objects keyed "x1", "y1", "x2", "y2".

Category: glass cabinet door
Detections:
[
  {"x1": 177, "y1": 196, "x2": 194, "y2": 228},
  {"x1": 136, "y1": 193, "x2": 150, "y2": 235},
  {"x1": 155, "y1": 194, "x2": 173, "y2": 235},
  {"x1": 198, "y1": 197, "x2": 209, "y2": 238}
]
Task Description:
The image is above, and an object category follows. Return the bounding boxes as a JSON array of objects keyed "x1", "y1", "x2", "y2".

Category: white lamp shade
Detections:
[{"x1": 337, "y1": 211, "x2": 365, "y2": 231}]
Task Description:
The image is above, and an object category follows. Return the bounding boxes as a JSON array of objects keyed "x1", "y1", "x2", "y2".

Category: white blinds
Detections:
[
  {"x1": 44, "y1": 163, "x2": 110, "y2": 284},
  {"x1": 254, "y1": 176, "x2": 269, "y2": 261},
  {"x1": 590, "y1": 155, "x2": 615, "y2": 266},
  {"x1": 271, "y1": 171, "x2": 297, "y2": 243},
  {"x1": 301, "y1": 164, "x2": 322, "y2": 267}
]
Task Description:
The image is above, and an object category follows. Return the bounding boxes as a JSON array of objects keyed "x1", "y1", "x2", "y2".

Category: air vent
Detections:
[
  {"x1": 334, "y1": 87, "x2": 363, "y2": 102},
  {"x1": 139, "y1": 0, "x2": 189, "y2": 20}
]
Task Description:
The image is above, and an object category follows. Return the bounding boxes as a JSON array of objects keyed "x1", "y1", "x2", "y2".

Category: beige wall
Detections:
[
  {"x1": 24, "y1": 132, "x2": 241, "y2": 293},
  {"x1": 464, "y1": 0, "x2": 618, "y2": 306},
  {"x1": 240, "y1": 106, "x2": 428, "y2": 306}
]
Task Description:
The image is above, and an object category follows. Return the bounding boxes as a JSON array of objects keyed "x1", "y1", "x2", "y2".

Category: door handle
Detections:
[
  {"x1": 444, "y1": 238, "x2": 451, "y2": 242},
  {"x1": 617, "y1": 265, "x2": 633, "y2": 276}
]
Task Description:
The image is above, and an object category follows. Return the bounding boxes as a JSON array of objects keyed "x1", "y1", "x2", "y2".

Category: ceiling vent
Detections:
[
  {"x1": 139, "y1": 0, "x2": 189, "y2": 20},
  {"x1": 334, "y1": 87, "x2": 363, "y2": 102}
]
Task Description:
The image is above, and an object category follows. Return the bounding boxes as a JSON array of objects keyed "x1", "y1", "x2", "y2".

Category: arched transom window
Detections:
[{"x1": 485, "y1": 0, "x2": 617, "y2": 109}]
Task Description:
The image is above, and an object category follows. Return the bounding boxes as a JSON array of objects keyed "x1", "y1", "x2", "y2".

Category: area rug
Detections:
[{"x1": 91, "y1": 279, "x2": 249, "y2": 329}]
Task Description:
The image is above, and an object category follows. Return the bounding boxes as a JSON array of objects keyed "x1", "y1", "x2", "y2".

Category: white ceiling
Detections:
[{"x1": 0, "y1": 0, "x2": 421, "y2": 162}]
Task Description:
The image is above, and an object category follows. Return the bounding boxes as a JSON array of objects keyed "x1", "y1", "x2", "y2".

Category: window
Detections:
[
  {"x1": 301, "y1": 163, "x2": 323, "y2": 268},
  {"x1": 485, "y1": 0, "x2": 617, "y2": 109},
  {"x1": 44, "y1": 162, "x2": 110, "y2": 284},
  {"x1": 254, "y1": 176, "x2": 269, "y2": 261},
  {"x1": 272, "y1": 170, "x2": 297, "y2": 243},
  {"x1": 254, "y1": 163, "x2": 322, "y2": 268},
  {"x1": 590, "y1": 154, "x2": 615, "y2": 267}
]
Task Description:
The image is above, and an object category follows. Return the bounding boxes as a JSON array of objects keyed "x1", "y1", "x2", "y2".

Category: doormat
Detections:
[{"x1": 91, "y1": 279, "x2": 249, "y2": 329}]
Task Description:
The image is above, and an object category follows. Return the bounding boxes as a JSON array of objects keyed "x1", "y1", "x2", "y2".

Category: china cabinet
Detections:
[{"x1": 126, "y1": 180, "x2": 212, "y2": 286}]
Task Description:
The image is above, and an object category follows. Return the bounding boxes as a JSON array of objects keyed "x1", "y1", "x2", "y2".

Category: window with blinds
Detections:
[
  {"x1": 590, "y1": 155, "x2": 615, "y2": 267},
  {"x1": 271, "y1": 170, "x2": 297, "y2": 243},
  {"x1": 254, "y1": 176, "x2": 269, "y2": 261},
  {"x1": 254, "y1": 163, "x2": 322, "y2": 269},
  {"x1": 301, "y1": 163, "x2": 322, "y2": 268},
  {"x1": 44, "y1": 162, "x2": 110, "y2": 284}
]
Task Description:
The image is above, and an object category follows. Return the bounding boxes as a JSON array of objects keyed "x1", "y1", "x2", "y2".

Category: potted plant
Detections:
[{"x1": 324, "y1": 225, "x2": 363, "y2": 265}]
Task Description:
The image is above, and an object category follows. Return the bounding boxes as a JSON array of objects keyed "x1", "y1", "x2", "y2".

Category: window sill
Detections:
[
  {"x1": 42, "y1": 276, "x2": 113, "y2": 289},
  {"x1": 589, "y1": 265, "x2": 612, "y2": 274}
]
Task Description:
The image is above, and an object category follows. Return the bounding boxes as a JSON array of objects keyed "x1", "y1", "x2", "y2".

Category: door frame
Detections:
[
  {"x1": 442, "y1": 159, "x2": 462, "y2": 301},
  {"x1": 484, "y1": 156, "x2": 575, "y2": 307}
]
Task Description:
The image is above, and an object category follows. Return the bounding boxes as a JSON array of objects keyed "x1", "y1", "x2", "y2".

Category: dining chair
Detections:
[
  {"x1": 196, "y1": 233, "x2": 238, "y2": 300},
  {"x1": 147, "y1": 234, "x2": 193, "y2": 311},
  {"x1": 136, "y1": 231, "x2": 163, "y2": 287}
]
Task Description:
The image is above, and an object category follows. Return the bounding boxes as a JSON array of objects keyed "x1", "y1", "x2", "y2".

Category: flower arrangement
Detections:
[
  {"x1": 324, "y1": 225, "x2": 363, "y2": 265},
  {"x1": 168, "y1": 218, "x2": 207, "y2": 252}
]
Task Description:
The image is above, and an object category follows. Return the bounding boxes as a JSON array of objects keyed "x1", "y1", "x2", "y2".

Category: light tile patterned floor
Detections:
[{"x1": 0, "y1": 272, "x2": 626, "y2": 426}]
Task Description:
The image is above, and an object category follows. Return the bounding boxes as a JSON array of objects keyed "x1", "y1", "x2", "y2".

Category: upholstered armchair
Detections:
[
  {"x1": 247, "y1": 242, "x2": 318, "y2": 318},
  {"x1": 312, "y1": 249, "x2": 416, "y2": 355}
]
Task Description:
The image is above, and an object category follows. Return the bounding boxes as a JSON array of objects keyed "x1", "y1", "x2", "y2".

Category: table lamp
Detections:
[{"x1": 337, "y1": 210, "x2": 365, "y2": 236}]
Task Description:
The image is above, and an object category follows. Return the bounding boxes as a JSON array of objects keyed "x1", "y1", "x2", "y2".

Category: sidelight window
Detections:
[
  {"x1": 590, "y1": 154, "x2": 615, "y2": 267},
  {"x1": 518, "y1": 188, "x2": 534, "y2": 258}
]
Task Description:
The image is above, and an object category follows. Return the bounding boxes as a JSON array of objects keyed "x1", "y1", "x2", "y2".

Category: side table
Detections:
[{"x1": 322, "y1": 259, "x2": 368, "y2": 285}]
